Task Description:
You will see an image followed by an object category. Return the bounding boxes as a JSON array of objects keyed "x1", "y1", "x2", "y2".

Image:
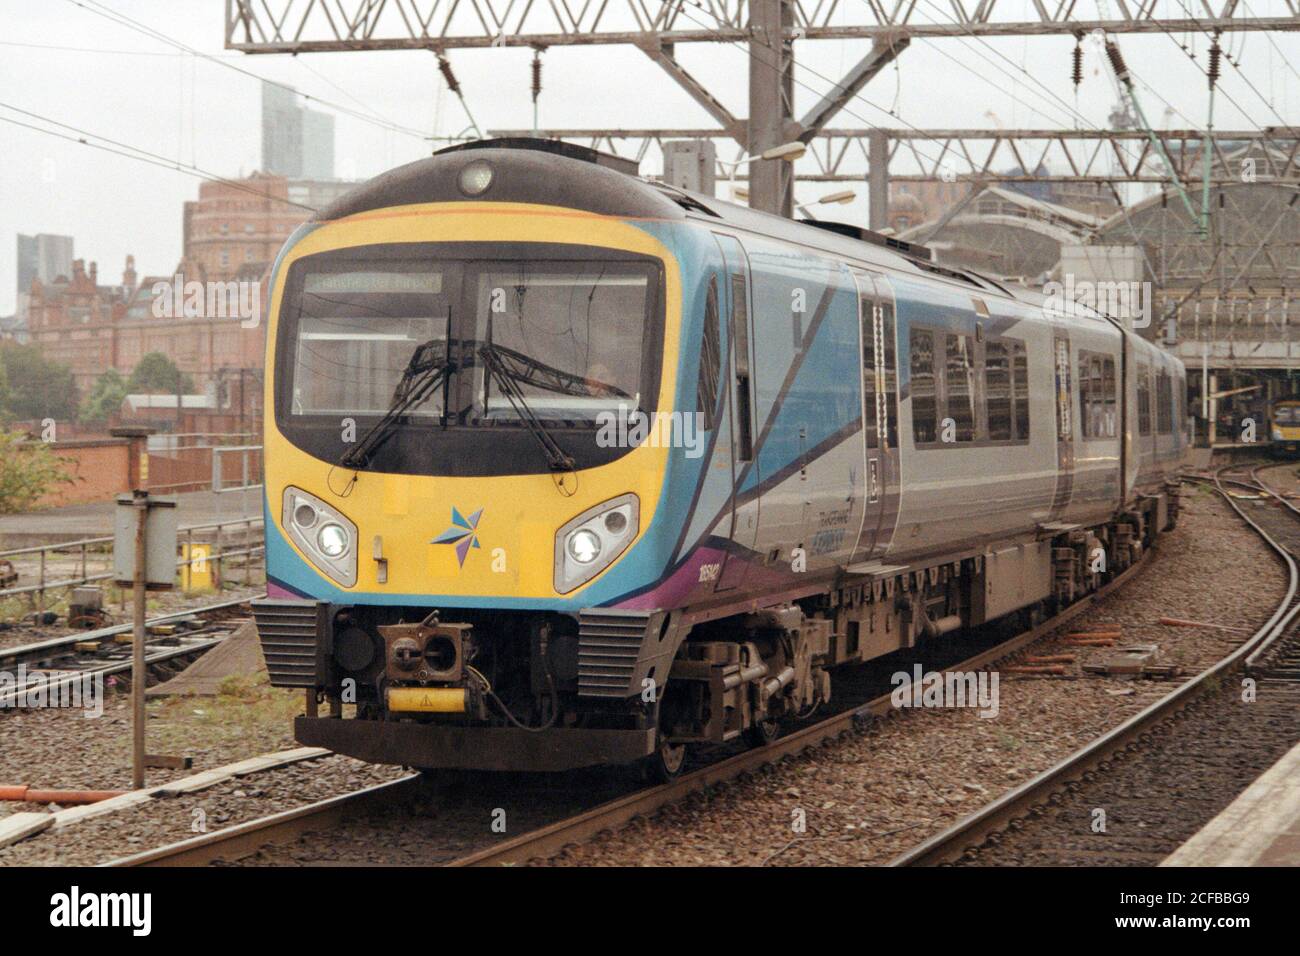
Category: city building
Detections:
[
  {"x1": 261, "y1": 80, "x2": 335, "y2": 179},
  {"x1": 16, "y1": 233, "x2": 74, "y2": 301},
  {"x1": 180, "y1": 171, "x2": 304, "y2": 283}
]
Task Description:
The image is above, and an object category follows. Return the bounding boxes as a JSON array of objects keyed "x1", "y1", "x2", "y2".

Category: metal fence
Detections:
[{"x1": 0, "y1": 516, "x2": 265, "y2": 616}]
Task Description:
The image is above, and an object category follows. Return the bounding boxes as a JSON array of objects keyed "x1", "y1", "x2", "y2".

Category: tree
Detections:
[
  {"x1": 128, "y1": 352, "x2": 194, "y2": 395},
  {"x1": 0, "y1": 431, "x2": 74, "y2": 513},
  {"x1": 80, "y1": 369, "x2": 130, "y2": 423},
  {"x1": 0, "y1": 344, "x2": 78, "y2": 422}
]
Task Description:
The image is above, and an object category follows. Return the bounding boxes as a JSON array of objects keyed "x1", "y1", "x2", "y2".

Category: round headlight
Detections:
[
  {"x1": 458, "y1": 160, "x2": 494, "y2": 196},
  {"x1": 318, "y1": 523, "x2": 349, "y2": 558},
  {"x1": 603, "y1": 511, "x2": 627, "y2": 535},
  {"x1": 567, "y1": 529, "x2": 602, "y2": 564},
  {"x1": 294, "y1": 503, "x2": 318, "y2": 529}
]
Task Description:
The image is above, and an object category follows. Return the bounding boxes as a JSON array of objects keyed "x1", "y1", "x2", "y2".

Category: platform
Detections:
[
  {"x1": 0, "y1": 488, "x2": 262, "y2": 546},
  {"x1": 1161, "y1": 741, "x2": 1300, "y2": 866}
]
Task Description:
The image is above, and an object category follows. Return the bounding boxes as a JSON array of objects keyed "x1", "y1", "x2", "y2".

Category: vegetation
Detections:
[
  {"x1": 0, "y1": 429, "x2": 74, "y2": 513},
  {"x1": 0, "y1": 344, "x2": 78, "y2": 422},
  {"x1": 79, "y1": 368, "x2": 130, "y2": 422},
  {"x1": 128, "y1": 351, "x2": 194, "y2": 395}
]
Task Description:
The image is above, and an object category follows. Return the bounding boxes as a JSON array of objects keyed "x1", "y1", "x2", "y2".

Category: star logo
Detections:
[{"x1": 432, "y1": 506, "x2": 483, "y2": 567}]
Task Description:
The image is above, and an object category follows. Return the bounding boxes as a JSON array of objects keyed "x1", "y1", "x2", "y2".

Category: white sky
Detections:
[{"x1": 2, "y1": 0, "x2": 1298, "y2": 314}]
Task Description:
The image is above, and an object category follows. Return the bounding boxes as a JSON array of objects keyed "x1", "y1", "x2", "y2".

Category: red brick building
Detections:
[{"x1": 182, "y1": 172, "x2": 304, "y2": 282}]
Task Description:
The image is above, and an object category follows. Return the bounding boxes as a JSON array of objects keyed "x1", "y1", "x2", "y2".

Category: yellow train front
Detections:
[
  {"x1": 254, "y1": 141, "x2": 697, "y2": 774},
  {"x1": 1272, "y1": 399, "x2": 1300, "y2": 455}
]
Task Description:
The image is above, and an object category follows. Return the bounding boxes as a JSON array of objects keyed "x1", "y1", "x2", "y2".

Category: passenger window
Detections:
[
  {"x1": 1137, "y1": 364, "x2": 1152, "y2": 436},
  {"x1": 1079, "y1": 351, "x2": 1117, "y2": 439},
  {"x1": 984, "y1": 337, "x2": 1029, "y2": 442},
  {"x1": 1012, "y1": 340, "x2": 1030, "y2": 441},
  {"x1": 910, "y1": 329, "x2": 937, "y2": 443},
  {"x1": 985, "y1": 340, "x2": 1012, "y2": 441},
  {"x1": 697, "y1": 277, "x2": 721, "y2": 431},
  {"x1": 1157, "y1": 369, "x2": 1173, "y2": 434},
  {"x1": 945, "y1": 333, "x2": 976, "y2": 442},
  {"x1": 1102, "y1": 358, "x2": 1117, "y2": 437}
]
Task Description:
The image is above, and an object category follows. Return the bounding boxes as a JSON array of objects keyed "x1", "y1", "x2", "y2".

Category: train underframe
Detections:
[{"x1": 258, "y1": 482, "x2": 1180, "y2": 778}]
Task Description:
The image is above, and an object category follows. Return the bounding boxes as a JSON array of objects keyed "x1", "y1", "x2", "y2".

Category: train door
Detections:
[
  {"x1": 713, "y1": 233, "x2": 759, "y2": 591},
  {"x1": 850, "y1": 269, "x2": 901, "y2": 559},
  {"x1": 1048, "y1": 331, "x2": 1075, "y2": 520}
]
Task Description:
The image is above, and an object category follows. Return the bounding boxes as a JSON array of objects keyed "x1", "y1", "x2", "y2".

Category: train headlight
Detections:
[
  {"x1": 1273, "y1": 427, "x2": 1284, "y2": 441},
  {"x1": 568, "y1": 530, "x2": 602, "y2": 564},
  {"x1": 458, "y1": 160, "x2": 494, "y2": 196},
  {"x1": 554, "y1": 493, "x2": 639, "y2": 594},
  {"x1": 282, "y1": 487, "x2": 358, "y2": 587},
  {"x1": 318, "y1": 523, "x2": 349, "y2": 558}
]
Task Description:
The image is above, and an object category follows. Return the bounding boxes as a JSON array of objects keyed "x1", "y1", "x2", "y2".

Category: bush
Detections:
[{"x1": 0, "y1": 431, "x2": 75, "y2": 513}]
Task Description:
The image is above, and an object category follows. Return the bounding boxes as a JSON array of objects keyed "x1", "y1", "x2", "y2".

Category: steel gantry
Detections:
[{"x1": 225, "y1": 1, "x2": 1300, "y2": 215}]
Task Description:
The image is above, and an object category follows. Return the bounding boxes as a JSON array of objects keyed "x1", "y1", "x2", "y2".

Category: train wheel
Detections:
[
  {"x1": 645, "y1": 737, "x2": 687, "y2": 783},
  {"x1": 744, "y1": 715, "x2": 780, "y2": 748}
]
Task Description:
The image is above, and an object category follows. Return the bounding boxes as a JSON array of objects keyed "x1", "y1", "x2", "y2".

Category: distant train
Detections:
[
  {"x1": 252, "y1": 139, "x2": 1190, "y2": 779},
  {"x1": 1271, "y1": 399, "x2": 1300, "y2": 455}
]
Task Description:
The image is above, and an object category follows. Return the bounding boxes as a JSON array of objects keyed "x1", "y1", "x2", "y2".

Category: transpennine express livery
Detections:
[{"x1": 252, "y1": 139, "x2": 1189, "y2": 780}]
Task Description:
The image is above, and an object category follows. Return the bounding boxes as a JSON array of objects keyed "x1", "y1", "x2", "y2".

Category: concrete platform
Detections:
[
  {"x1": 0, "y1": 488, "x2": 262, "y2": 546},
  {"x1": 1162, "y1": 741, "x2": 1300, "y2": 867}
]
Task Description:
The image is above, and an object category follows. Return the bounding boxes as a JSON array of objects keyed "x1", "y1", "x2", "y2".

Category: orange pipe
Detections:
[{"x1": 0, "y1": 786, "x2": 125, "y2": 804}]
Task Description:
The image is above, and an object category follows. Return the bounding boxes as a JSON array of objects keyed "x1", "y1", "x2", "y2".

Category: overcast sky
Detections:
[{"x1": 2, "y1": 0, "x2": 1298, "y2": 314}]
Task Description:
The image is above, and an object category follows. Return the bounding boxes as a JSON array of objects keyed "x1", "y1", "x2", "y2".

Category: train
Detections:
[
  {"x1": 1270, "y1": 398, "x2": 1300, "y2": 455},
  {"x1": 251, "y1": 138, "x2": 1190, "y2": 779}
]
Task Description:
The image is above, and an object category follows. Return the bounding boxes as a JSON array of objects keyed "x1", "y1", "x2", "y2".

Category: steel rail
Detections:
[
  {"x1": 888, "y1": 468, "x2": 1300, "y2": 866},
  {"x1": 104, "y1": 554, "x2": 1154, "y2": 868},
  {"x1": 0, "y1": 594, "x2": 260, "y2": 670},
  {"x1": 446, "y1": 551, "x2": 1155, "y2": 867},
  {"x1": 105, "y1": 775, "x2": 421, "y2": 867}
]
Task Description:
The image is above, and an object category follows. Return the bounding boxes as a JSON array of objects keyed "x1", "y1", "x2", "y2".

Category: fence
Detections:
[
  {"x1": 0, "y1": 516, "x2": 265, "y2": 617},
  {"x1": 145, "y1": 433, "x2": 263, "y2": 494}
]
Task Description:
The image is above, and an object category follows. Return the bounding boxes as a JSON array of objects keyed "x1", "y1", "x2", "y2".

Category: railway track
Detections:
[
  {"x1": 889, "y1": 462, "x2": 1300, "y2": 866},
  {"x1": 110, "y1": 550, "x2": 1157, "y2": 867},
  {"x1": 0, "y1": 595, "x2": 262, "y2": 709}
]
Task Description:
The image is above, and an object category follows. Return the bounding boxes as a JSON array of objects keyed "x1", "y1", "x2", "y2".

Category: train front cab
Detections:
[
  {"x1": 250, "y1": 185, "x2": 706, "y2": 772},
  {"x1": 1271, "y1": 400, "x2": 1300, "y2": 456}
]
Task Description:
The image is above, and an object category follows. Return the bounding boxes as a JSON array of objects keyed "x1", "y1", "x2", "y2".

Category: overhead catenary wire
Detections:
[
  {"x1": 66, "y1": 0, "x2": 435, "y2": 143},
  {"x1": 0, "y1": 102, "x2": 318, "y2": 212}
]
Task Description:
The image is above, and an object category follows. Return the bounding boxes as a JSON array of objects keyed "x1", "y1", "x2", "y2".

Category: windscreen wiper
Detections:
[
  {"x1": 477, "y1": 344, "x2": 578, "y2": 473},
  {"x1": 339, "y1": 337, "x2": 452, "y2": 470},
  {"x1": 477, "y1": 342, "x2": 630, "y2": 400}
]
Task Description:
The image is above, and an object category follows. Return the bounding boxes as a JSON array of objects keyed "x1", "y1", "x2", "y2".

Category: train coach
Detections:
[{"x1": 251, "y1": 139, "x2": 1190, "y2": 779}]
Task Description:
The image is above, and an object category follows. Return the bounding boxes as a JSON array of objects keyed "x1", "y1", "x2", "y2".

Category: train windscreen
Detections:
[{"x1": 283, "y1": 256, "x2": 658, "y2": 426}]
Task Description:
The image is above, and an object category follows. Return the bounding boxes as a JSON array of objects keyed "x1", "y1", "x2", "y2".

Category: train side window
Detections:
[
  {"x1": 984, "y1": 339, "x2": 1012, "y2": 441},
  {"x1": 731, "y1": 273, "x2": 754, "y2": 460},
  {"x1": 1012, "y1": 340, "x2": 1030, "y2": 441},
  {"x1": 1078, "y1": 350, "x2": 1116, "y2": 439},
  {"x1": 1137, "y1": 364, "x2": 1152, "y2": 436},
  {"x1": 945, "y1": 332, "x2": 976, "y2": 442},
  {"x1": 1157, "y1": 369, "x2": 1173, "y2": 434},
  {"x1": 910, "y1": 328, "x2": 937, "y2": 443},
  {"x1": 696, "y1": 277, "x2": 721, "y2": 432},
  {"x1": 1102, "y1": 357, "x2": 1117, "y2": 437},
  {"x1": 1078, "y1": 354, "x2": 1098, "y2": 438},
  {"x1": 983, "y1": 335, "x2": 1028, "y2": 443}
]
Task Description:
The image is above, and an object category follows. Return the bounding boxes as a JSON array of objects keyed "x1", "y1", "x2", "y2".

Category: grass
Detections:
[{"x1": 146, "y1": 671, "x2": 304, "y2": 756}]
